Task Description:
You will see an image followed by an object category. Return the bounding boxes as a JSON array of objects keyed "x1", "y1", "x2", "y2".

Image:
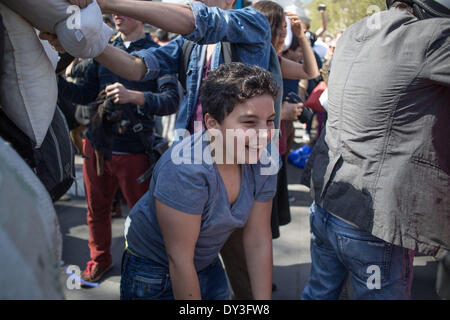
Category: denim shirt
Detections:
[
  {"x1": 132, "y1": 2, "x2": 274, "y2": 132},
  {"x1": 58, "y1": 34, "x2": 180, "y2": 153}
]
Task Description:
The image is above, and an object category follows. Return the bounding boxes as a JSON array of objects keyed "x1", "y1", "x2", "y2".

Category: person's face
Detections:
[
  {"x1": 205, "y1": 94, "x2": 276, "y2": 164},
  {"x1": 112, "y1": 14, "x2": 142, "y2": 35},
  {"x1": 283, "y1": 46, "x2": 303, "y2": 62},
  {"x1": 273, "y1": 17, "x2": 287, "y2": 54},
  {"x1": 328, "y1": 42, "x2": 336, "y2": 57}
]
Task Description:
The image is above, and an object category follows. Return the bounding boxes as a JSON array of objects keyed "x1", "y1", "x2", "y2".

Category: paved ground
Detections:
[{"x1": 56, "y1": 124, "x2": 441, "y2": 300}]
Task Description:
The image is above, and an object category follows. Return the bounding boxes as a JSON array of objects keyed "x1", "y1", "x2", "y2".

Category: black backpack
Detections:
[
  {"x1": 0, "y1": 106, "x2": 76, "y2": 202},
  {"x1": 178, "y1": 41, "x2": 240, "y2": 94},
  {"x1": 0, "y1": 13, "x2": 75, "y2": 201}
]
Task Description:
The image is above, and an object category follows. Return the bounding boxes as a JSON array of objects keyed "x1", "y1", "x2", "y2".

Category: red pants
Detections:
[{"x1": 83, "y1": 139, "x2": 150, "y2": 265}]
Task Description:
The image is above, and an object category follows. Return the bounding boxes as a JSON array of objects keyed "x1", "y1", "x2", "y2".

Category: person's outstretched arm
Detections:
[
  {"x1": 71, "y1": 0, "x2": 196, "y2": 34},
  {"x1": 98, "y1": 0, "x2": 196, "y2": 35},
  {"x1": 95, "y1": 45, "x2": 151, "y2": 81},
  {"x1": 38, "y1": 32, "x2": 152, "y2": 82},
  {"x1": 41, "y1": 0, "x2": 194, "y2": 82}
]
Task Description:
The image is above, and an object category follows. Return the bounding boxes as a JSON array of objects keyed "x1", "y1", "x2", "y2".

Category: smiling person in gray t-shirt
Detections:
[{"x1": 121, "y1": 63, "x2": 280, "y2": 300}]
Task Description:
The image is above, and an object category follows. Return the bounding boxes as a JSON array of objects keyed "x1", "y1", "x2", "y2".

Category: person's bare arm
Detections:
[
  {"x1": 242, "y1": 200, "x2": 273, "y2": 300},
  {"x1": 315, "y1": 5, "x2": 327, "y2": 38},
  {"x1": 39, "y1": 32, "x2": 148, "y2": 82},
  {"x1": 67, "y1": 0, "x2": 92, "y2": 8},
  {"x1": 281, "y1": 13, "x2": 320, "y2": 80},
  {"x1": 98, "y1": 0, "x2": 195, "y2": 35},
  {"x1": 95, "y1": 45, "x2": 147, "y2": 81},
  {"x1": 42, "y1": 0, "x2": 195, "y2": 82},
  {"x1": 155, "y1": 199, "x2": 202, "y2": 300}
]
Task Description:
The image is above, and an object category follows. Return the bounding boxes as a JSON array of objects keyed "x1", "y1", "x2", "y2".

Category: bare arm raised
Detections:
[{"x1": 281, "y1": 13, "x2": 320, "y2": 80}]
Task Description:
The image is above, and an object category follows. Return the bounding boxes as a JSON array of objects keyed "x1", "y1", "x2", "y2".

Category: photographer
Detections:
[
  {"x1": 302, "y1": 0, "x2": 450, "y2": 299},
  {"x1": 56, "y1": 10, "x2": 180, "y2": 284}
]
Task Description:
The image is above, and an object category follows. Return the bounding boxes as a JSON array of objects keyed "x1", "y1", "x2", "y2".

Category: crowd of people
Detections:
[{"x1": 2, "y1": 0, "x2": 448, "y2": 300}]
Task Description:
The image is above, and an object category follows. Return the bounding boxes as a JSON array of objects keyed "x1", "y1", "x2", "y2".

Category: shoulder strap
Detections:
[
  {"x1": 179, "y1": 41, "x2": 240, "y2": 93},
  {"x1": 121, "y1": 103, "x2": 152, "y2": 153},
  {"x1": 178, "y1": 40, "x2": 195, "y2": 92},
  {"x1": 221, "y1": 42, "x2": 240, "y2": 64},
  {"x1": 121, "y1": 102, "x2": 156, "y2": 184}
]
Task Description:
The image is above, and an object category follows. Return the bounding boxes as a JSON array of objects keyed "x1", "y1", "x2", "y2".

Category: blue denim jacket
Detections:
[
  {"x1": 59, "y1": 34, "x2": 180, "y2": 153},
  {"x1": 133, "y1": 2, "x2": 273, "y2": 131}
]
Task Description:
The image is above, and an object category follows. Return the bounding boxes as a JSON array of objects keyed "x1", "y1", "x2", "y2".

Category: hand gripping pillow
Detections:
[
  {"x1": 0, "y1": 2, "x2": 57, "y2": 147},
  {"x1": 2, "y1": 0, "x2": 113, "y2": 59}
]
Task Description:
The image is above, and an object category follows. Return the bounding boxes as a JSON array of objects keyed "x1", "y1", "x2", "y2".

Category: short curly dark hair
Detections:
[{"x1": 200, "y1": 62, "x2": 279, "y2": 124}]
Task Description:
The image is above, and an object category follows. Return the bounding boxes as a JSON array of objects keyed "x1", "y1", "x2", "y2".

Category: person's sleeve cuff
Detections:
[
  {"x1": 154, "y1": 190, "x2": 203, "y2": 215},
  {"x1": 183, "y1": 1, "x2": 206, "y2": 41},
  {"x1": 131, "y1": 49, "x2": 160, "y2": 82}
]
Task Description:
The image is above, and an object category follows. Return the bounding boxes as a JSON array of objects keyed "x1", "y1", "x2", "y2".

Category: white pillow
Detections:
[
  {"x1": 3, "y1": 0, "x2": 113, "y2": 58},
  {"x1": 0, "y1": 2, "x2": 57, "y2": 147}
]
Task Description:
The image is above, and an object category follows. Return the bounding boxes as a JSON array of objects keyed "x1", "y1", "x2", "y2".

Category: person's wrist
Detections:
[
  {"x1": 253, "y1": 293, "x2": 271, "y2": 300},
  {"x1": 297, "y1": 33, "x2": 306, "y2": 41},
  {"x1": 131, "y1": 91, "x2": 145, "y2": 106}
]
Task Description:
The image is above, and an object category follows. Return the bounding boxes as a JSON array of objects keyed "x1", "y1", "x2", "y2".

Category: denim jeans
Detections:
[
  {"x1": 302, "y1": 203, "x2": 414, "y2": 300},
  {"x1": 120, "y1": 250, "x2": 230, "y2": 300}
]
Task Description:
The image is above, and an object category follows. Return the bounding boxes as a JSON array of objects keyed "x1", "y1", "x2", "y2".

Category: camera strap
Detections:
[
  {"x1": 121, "y1": 103, "x2": 157, "y2": 184},
  {"x1": 121, "y1": 103, "x2": 153, "y2": 154}
]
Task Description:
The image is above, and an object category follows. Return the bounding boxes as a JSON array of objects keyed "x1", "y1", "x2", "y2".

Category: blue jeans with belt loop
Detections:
[
  {"x1": 120, "y1": 250, "x2": 231, "y2": 300},
  {"x1": 302, "y1": 203, "x2": 415, "y2": 300}
]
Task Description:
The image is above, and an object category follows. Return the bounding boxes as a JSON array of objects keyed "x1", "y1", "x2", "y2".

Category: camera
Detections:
[
  {"x1": 317, "y1": 4, "x2": 327, "y2": 11},
  {"x1": 284, "y1": 92, "x2": 314, "y2": 124}
]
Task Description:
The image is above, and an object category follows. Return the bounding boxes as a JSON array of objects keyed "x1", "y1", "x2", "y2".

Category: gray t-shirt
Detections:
[{"x1": 125, "y1": 131, "x2": 278, "y2": 271}]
